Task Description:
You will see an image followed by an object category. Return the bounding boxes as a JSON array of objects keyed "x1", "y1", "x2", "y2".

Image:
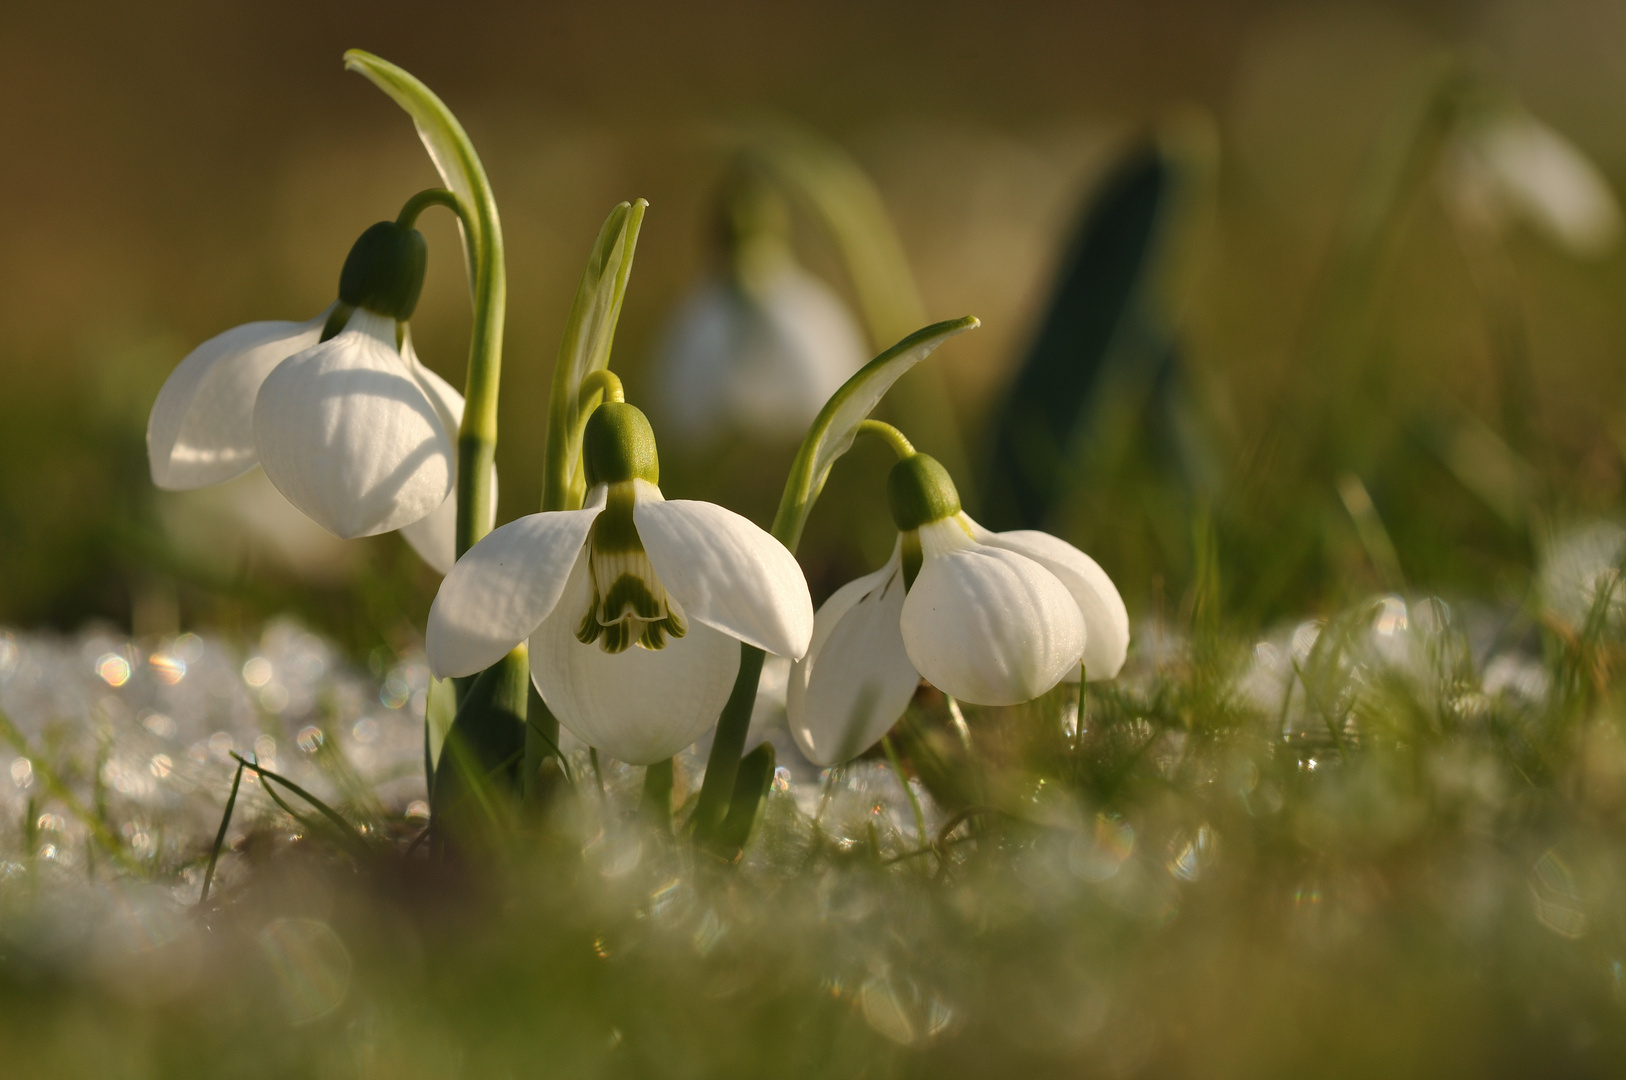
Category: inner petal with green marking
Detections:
[{"x1": 575, "y1": 482, "x2": 687, "y2": 654}]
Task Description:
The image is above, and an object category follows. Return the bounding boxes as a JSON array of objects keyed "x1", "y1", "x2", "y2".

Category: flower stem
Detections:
[
  {"x1": 857, "y1": 419, "x2": 915, "y2": 461},
  {"x1": 577, "y1": 369, "x2": 625, "y2": 408},
  {"x1": 641, "y1": 758, "x2": 674, "y2": 833},
  {"x1": 456, "y1": 215, "x2": 505, "y2": 561},
  {"x1": 393, "y1": 181, "x2": 498, "y2": 560},
  {"x1": 690, "y1": 645, "x2": 765, "y2": 841},
  {"x1": 689, "y1": 321, "x2": 976, "y2": 845},
  {"x1": 396, "y1": 187, "x2": 465, "y2": 231}
]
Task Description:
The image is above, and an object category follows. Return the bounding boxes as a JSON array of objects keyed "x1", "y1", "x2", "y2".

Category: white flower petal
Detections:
[
  {"x1": 901, "y1": 542, "x2": 1085, "y2": 706},
  {"x1": 425, "y1": 496, "x2": 604, "y2": 679},
  {"x1": 530, "y1": 554, "x2": 740, "y2": 765},
  {"x1": 395, "y1": 333, "x2": 498, "y2": 574},
  {"x1": 788, "y1": 543, "x2": 920, "y2": 765},
  {"x1": 253, "y1": 310, "x2": 453, "y2": 538},
  {"x1": 402, "y1": 331, "x2": 463, "y2": 436},
  {"x1": 1480, "y1": 113, "x2": 1622, "y2": 258},
  {"x1": 634, "y1": 489, "x2": 814, "y2": 658},
  {"x1": 964, "y1": 516, "x2": 1129, "y2": 680},
  {"x1": 147, "y1": 311, "x2": 328, "y2": 490}
]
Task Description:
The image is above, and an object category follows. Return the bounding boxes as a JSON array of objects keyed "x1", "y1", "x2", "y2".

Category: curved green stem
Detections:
[
  {"x1": 577, "y1": 369, "x2": 625, "y2": 409},
  {"x1": 396, "y1": 187, "x2": 465, "y2": 231},
  {"x1": 857, "y1": 419, "x2": 915, "y2": 461}
]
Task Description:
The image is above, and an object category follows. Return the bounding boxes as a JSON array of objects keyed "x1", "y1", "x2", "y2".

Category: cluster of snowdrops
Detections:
[{"x1": 140, "y1": 52, "x2": 1129, "y2": 836}]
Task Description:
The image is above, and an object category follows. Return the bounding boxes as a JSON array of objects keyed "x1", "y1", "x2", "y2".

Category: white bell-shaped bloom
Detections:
[
  {"x1": 147, "y1": 310, "x2": 330, "y2": 490},
  {"x1": 426, "y1": 416, "x2": 814, "y2": 764},
  {"x1": 1448, "y1": 111, "x2": 1622, "y2": 258},
  {"x1": 788, "y1": 511, "x2": 1128, "y2": 767},
  {"x1": 147, "y1": 311, "x2": 483, "y2": 573},
  {"x1": 655, "y1": 264, "x2": 868, "y2": 445},
  {"x1": 253, "y1": 308, "x2": 454, "y2": 540},
  {"x1": 147, "y1": 218, "x2": 484, "y2": 571}
]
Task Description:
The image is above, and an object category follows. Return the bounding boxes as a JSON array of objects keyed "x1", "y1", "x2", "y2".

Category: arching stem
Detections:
[{"x1": 857, "y1": 419, "x2": 914, "y2": 460}]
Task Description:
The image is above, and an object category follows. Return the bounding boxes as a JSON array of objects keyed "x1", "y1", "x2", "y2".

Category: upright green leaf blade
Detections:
[
  {"x1": 771, "y1": 316, "x2": 979, "y2": 549},
  {"x1": 431, "y1": 646, "x2": 529, "y2": 843},
  {"x1": 984, "y1": 145, "x2": 1174, "y2": 531},
  {"x1": 543, "y1": 199, "x2": 648, "y2": 511},
  {"x1": 343, "y1": 50, "x2": 495, "y2": 284}
]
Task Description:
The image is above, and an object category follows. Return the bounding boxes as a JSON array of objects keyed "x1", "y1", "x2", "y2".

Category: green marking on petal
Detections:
[
  {"x1": 576, "y1": 487, "x2": 688, "y2": 654},
  {"x1": 901, "y1": 530, "x2": 924, "y2": 591}
]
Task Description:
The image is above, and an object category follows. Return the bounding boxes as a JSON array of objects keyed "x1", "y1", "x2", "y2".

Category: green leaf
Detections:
[
  {"x1": 343, "y1": 50, "x2": 496, "y2": 290},
  {"x1": 431, "y1": 646, "x2": 529, "y2": 840},
  {"x1": 771, "y1": 316, "x2": 979, "y2": 549},
  {"x1": 709, "y1": 741, "x2": 777, "y2": 858},
  {"x1": 543, "y1": 199, "x2": 648, "y2": 512},
  {"x1": 983, "y1": 144, "x2": 1177, "y2": 530},
  {"x1": 423, "y1": 675, "x2": 458, "y2": 791}
]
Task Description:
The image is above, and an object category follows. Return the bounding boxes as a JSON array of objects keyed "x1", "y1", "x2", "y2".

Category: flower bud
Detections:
[
  {"x1": 582, "y1": 402, "x2": 660, "y2": 487},
  {"x1": 338, "y1": 221, "x2": 429, "y2": 320},
  {"x1": 887, "y1": 453, "x2": 961, "y2": 532}
]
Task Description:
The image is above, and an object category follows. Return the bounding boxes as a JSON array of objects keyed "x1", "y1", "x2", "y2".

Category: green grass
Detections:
[{"x1": 1, "y1": 569, "x2": 1623, "y2": 1078}]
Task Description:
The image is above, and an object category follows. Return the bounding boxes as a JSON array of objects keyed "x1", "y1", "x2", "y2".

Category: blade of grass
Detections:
[
  {"x1": 0, "y1": 706, "x2": 137, "y2": 872},
  {"x1": 881, "y1": 735, "x2": 927, "y2": 848},
  {"x1": 198, "y1": 760, "x2": 245, "y2": 906},
  {"x1": 231, "y1": 753, "x2": 371, "y2": 858}
]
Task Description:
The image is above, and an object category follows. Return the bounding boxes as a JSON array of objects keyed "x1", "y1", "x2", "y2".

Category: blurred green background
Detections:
[{"x1": 5, "y1": 0, "x2": 1626, "y2": 650}]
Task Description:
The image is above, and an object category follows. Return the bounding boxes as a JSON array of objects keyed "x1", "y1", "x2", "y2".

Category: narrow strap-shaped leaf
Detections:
[
  {"x1": 423, "y1": 675, "x2": 458, "y2": 794},
  {"x1": 983, "y1": 145, "x2": 1173, "y2": 530},
  {"x1": 543, "y1": 200, "x2": 647, "y2": 512},
  {"x1": 343, "y1": 50, "x2": 495, "y2": 293},
  {"x1": 709, "y1": 741, "x2": 777, "y2": 859},
  {"x1": 771, "y1": 316, "x2": 979, "y2": 549},
  {"x1": 641, "y1": 758, "x2": 674, "y2": 834},
  {"x1": 431, "y1": 646, "x2": 529, "y2": 845},
  {"x1": 198, "y1": 760, "x2": 245, "y2": 906}
]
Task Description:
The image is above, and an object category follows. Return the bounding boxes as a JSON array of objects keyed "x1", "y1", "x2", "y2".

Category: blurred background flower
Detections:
[{"x1": 5, "y1": 0, "x2": 1626, "y2": 663}]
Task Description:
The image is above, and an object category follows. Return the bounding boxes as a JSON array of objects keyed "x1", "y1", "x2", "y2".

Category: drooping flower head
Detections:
[
  {"x1": 654, "y1": 163, "x2": 866, "y2": 446},
  {"x1": 427, "y1": 395, "x2": 815, "y2": 764},
  {"x1": 1446, "y1": 108, "x2": 1622, "y2": 258},
  {"x1": 788, "y1": 443, "x2": 1129, "y2": 766},
  {"x1": 146, "y1": 216, "x2": 486, "y2": 571}
]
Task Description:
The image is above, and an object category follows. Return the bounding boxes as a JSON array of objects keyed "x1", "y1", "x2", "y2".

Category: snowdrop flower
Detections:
[
  {"x1": 1447, "y1": 110, "x2": 1622, "y2": 258},
  {"x1": 426, "y1": 396, "x2": 814, "y2": 764},
  {"x1": 788, "y1": 446, "x2": 1128, "y2": 765},
  {"x1": 147, "y1": 220, "x2": 481, "y2": 569},
  {"x1": 655, "y1": 168, "x2": 866, "y2": 445}
]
